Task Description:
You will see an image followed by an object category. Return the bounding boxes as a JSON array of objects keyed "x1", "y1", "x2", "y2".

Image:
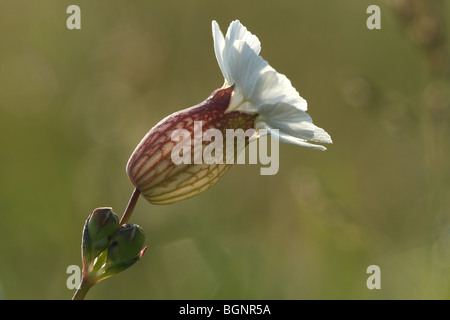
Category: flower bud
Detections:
[
  {"x1": 82, "y1": 207, "x2": 120, "y2": 265},
  {"x1": 103, "y1": 224, "x2": 147, "y2": 278},
  {"x1": 126, "y1": 87, "x2": 257, "y2": 205},
  {"x1": 107, "y1": 224, "x2": 146, "y2": 264}
]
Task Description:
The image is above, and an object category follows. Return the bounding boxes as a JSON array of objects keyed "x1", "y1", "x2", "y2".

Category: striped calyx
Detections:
[{"x1": 126, "y1": 87, "x2": 257, "y2": 205}]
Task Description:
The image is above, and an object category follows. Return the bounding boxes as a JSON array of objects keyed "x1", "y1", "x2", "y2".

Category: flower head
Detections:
[
  {"x1": 212, "y1": 20, "x2": 332, "y2": 150},
  {"x1": 83, "y1": 207, "x2": 120, "y2": 264},
  {"x1": 126, "y1": 20, "x2": 332, "y2": 204}
]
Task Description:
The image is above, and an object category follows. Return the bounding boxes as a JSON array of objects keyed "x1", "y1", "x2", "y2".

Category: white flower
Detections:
[
  {"x1": 212, "y1": 20, "x2": 332, "y2": 150},
  {"x1": 127, "y1": 20, "x2": 333, "y2": 205}
]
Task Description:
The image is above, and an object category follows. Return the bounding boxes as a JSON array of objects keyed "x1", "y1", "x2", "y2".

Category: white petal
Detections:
[
  {"x1": 225, "y1": 41, "x2": 268, "y2": 112},
  {"x1": 251, "y1": 69, "x2": 308, "y2": 112},
  {"x1": 255, "y1": 102, "x2": 332, "y2": 150},
  {"x1": 257, "y1": 103, "x2": 332, "y2": 143},
  {"x1": 257, "y1": 120, "x2": 328, "y2": 151},
  {"x1": 212, "y1": 20, "x2": 261, "y2": 88},
  {"x1": 213, "y1": 20, "x2": 307, "y2": 113},
  {"x1": 225, "y1": 20, "x2": 261, "y2": 56},
  {"x1": 212, "y1": 20, "x2": 230, "y2": 85}
]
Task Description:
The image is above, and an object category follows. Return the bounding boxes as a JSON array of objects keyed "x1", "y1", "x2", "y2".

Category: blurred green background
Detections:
[{"x1": 0, "y1": 0, "x2": 449, "y2": 299}]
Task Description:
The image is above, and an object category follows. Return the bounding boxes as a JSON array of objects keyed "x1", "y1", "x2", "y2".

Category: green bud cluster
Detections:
[{"x1": 81, "y1": 208, "x2": 147, "y2": 284}]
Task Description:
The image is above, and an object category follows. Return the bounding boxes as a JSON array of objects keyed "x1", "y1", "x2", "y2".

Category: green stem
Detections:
[
  {"x1": 72, "y1": 276, "x2": 94, "y2": 300},
  {"x1": 119, "y1": 188, "x2": 141, "y2": 225}
]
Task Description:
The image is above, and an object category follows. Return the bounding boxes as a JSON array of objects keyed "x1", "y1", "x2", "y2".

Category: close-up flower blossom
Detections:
[{"x1": 126, "y1": 20, "x2": 332, "y2": 205}]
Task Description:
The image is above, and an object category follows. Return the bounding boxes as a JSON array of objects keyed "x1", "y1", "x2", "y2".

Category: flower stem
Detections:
[
  {"x1": 119, "y1": 188, "x2": 141, "y2": 225},
  {"x1": 72, "y1": 276, "x2": 94, "y2": 300}
]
